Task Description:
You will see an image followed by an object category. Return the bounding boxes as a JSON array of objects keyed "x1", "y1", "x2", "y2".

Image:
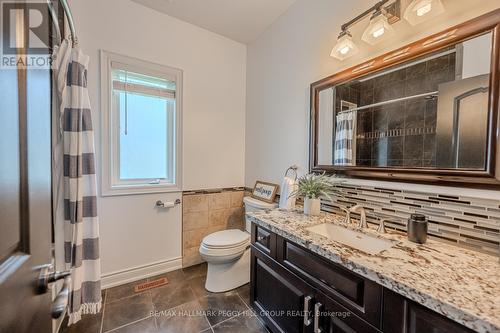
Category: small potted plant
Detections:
[{"x1": 290, "y1": 172, "x2": 340, "y2": 216}]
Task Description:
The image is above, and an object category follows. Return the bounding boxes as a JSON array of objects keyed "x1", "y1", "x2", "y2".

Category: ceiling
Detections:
[{"x1": 131, "y1": 0, "x2": 297, "y2": 44}]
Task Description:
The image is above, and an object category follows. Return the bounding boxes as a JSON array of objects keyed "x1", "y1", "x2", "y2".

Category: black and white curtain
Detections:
[
  {"x1": 334, "y1": 111, "x2": 357, "y2": 166},
  {"x1": 52, "y1": 39, "x2": 101, "y2": 324}
]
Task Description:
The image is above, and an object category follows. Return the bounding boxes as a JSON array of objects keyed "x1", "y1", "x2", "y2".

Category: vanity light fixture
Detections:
[
  {"x1": 404, "y1": 0, "x2": 445, "y2": 26},
  {"x1": 361, "y1": 9, "x2": 395, "y2": 45},
  {"x1": 330, "y1": 30, "x2": 358, "y2": 60},
  {"x1": 330, "y1": 0, "x2": 401, "y2": 60}
]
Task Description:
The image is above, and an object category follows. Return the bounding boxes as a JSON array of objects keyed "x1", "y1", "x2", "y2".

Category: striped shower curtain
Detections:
[
  {"x1": 52, "y1": 39, "x2": 101, "y2": 324},
  {"x1": 334, "y1": 111, "x2": 357, "y2": 166}
]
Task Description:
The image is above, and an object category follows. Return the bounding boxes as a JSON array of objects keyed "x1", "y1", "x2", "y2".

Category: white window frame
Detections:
[{"x1": 100, "y1": 50, "x2": 183, "y2": 196}]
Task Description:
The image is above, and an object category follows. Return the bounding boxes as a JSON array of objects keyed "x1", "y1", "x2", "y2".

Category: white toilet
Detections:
[{"x1": 199, "y1": 196, "x2": 277, "y2": 292}]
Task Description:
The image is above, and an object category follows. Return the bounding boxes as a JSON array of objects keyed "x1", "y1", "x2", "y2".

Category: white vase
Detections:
[{"x1": 304, "y1": 198, "x2": 321, "y2": 216}]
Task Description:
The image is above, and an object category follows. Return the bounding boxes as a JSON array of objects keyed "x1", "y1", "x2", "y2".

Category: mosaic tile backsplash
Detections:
[{"x1": 320, "y1": 184, "x2": 500, "y2": 256}]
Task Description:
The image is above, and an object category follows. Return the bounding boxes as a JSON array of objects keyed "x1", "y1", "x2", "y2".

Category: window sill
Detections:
[{"x1": 101, "y1": 183, "x2": 182, "y2": 197}]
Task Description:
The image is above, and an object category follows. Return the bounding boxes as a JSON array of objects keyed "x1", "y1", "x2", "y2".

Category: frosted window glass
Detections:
[{"x1": 115, "y1": 91, "x2": 173, "y2": 180}]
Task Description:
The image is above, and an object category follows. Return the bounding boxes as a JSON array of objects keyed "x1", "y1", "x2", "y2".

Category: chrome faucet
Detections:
[{"x1": 349, "y1": 205, "x2": 368, "y2": 229}]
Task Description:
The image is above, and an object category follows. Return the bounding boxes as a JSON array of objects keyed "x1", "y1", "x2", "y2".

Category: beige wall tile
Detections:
[
  {"x1": 183, "y1": 194, "x2": 209, "y2": 213},
  {"x1": 182, "y1": 190, "x2": 247, "y2": 265},
  {"x1": 183, "y1": 228, "x2": 207, "y2": 249},
  {"x1": 183, "y1": 211, "x2": 209, "y2": 231},
  {"x1": 209, "y1": 209, "x2": 228, "y2": 227},
  {"x1": 207, "y1": 225, "x2": 226, "y2": 234},
  {"x1": 230, "y1": 191, "x2": 244, "y2": 208},
  {"x1": 208, "y1": 207, "x2": 245, "y2": 229},
  {"x1": 183, "y1": 247, "x2": 203, "y2": 268},
  {"x1": 208, "y1": 192, "x2": 231, "y2": 210},
  {"x1": 227, "y1": 207, "x2": 244, "y2": 230}
]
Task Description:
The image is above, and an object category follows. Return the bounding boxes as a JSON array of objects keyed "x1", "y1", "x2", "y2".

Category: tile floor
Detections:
[{"x1": 60, "y1": 263, "x2": 269, "y2": 333}]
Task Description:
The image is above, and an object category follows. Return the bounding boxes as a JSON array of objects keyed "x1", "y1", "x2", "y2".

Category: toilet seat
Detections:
[
  {"x1": 199, "y1": 242, "x2": 249, "y2": 258},
  {"x1": 201, "y1": 229, "x2": 250, "y2": 249},
  {"x1": 200, "y1": 229, "x2": 250, "y2": 259}
]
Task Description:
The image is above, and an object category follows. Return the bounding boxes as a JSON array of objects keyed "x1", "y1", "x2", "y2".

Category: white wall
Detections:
[
  {"x1": 462, "y1": 33, "x2": 493, "y2": 79},
  {"x1": 245, "y1": 0, "x2": 500, "y2": 199},
  {"x1": 70, "y1": 0, "x2": 246, "y2": 282}
]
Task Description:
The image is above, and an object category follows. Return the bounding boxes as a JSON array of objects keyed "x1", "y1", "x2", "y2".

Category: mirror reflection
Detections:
[{"x1": 317, "y1": 32, "x2": 492, "y2": 169}]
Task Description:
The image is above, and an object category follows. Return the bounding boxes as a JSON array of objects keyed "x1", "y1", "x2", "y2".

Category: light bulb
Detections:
[
  {"x1": 339, "y1": 46, "x2": 350, "y2": 55},
  {"x1": 362, "y1": 12, "x2": 394, "y2": 45},
  {"x1": 330, "y1": 31, "x2": 358, "y2": 61},
  {"x1": 416, "y1": 3, "x2": 432, "y2": 16},
  {"x1": 404, "y1": 0, "x2": 444, "y2": 26},
  {"x1": 372, "y1": 27, "x2": 385, "y2": 38}
]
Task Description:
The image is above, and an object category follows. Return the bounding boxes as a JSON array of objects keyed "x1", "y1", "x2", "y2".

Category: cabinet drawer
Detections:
[
  {"x1": 251, "y1": 223, "x2": 276, "y2": 258},
  {"x1": 277, "y1": 237, "x2": 382, "y2": 328}
]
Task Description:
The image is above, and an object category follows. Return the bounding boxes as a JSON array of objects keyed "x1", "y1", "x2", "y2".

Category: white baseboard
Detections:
[{"x1": 101, "y1": 257, "x2": 182, "y2": 289}]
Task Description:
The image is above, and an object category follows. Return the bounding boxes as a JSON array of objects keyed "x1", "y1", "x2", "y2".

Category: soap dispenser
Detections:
[{"x1": 407, "y1": 214, "x2": 428, "y2": 244}]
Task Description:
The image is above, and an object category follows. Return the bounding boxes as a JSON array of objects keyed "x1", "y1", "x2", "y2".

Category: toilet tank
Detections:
[{"x1": 243, "y1": 196, "x2": 278, "y2": 232}]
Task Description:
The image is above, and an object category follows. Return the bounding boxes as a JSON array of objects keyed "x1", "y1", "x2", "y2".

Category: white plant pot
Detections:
[{"x1": 304, "y1": 198, "x2": 321, "y2": 216}]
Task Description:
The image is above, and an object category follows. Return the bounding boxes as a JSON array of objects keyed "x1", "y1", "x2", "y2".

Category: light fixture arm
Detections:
[{"x1": 340, "y1": 0, "x2": 390, "y2": 32}]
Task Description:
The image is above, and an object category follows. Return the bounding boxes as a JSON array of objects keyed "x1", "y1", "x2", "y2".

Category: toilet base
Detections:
[{"x1": 204, "y1": 249, "x2": 250, "y2": 293}]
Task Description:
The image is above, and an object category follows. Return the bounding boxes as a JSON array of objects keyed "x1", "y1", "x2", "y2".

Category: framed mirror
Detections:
[{"x1": 310, "y1": 9, "x2": 500, "y2": 187}]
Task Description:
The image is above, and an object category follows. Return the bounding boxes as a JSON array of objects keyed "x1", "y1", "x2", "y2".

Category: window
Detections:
[{"x1": 101, "y1": 51, "x2": 182, "y2": 195}]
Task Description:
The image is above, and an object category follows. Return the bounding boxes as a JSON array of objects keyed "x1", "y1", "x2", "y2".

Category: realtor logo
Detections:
[{"x1": 1, "y1": 1, "x2": 52, "y2": 68}]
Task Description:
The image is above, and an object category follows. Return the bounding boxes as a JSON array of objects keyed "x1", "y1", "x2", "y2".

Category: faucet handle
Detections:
[
  {"x1": 341, "y1": 208, "x2": 351, "y2": 224},
  {"x1": 377, "y1": 219, "x2": 388, "y2": 234},
  {"x1": 349, "y1": 204, "x2": 362, "y2": 212}
]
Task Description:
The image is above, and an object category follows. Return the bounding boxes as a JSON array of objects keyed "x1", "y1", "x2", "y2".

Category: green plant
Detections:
[{"x1": 289, "y1": 172, "x2": 342, "y2": 201}]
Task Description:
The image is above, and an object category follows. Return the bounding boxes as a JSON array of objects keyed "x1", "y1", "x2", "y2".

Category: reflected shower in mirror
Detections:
[{"x1": 317, "y1": 32, "x2": 492, "y2": 170}]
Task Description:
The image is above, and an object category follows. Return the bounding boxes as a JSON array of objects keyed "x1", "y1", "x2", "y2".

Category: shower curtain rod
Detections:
[
  {"x1": 48, "y1": 0, "x2": 77, "y2": 46},
  {"x1": 337, "y1": 91, "x2": 439, "y2": 114},
  {"x1": 60, "y1": 0, "x2": 77, "y2": 45}
]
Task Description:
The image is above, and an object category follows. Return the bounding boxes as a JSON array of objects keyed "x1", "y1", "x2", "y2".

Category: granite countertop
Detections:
[{"x1": 246, "y1": 209, "x2": 500, "y2": 333}]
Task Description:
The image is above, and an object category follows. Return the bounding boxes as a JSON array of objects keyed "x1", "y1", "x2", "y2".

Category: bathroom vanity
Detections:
[
  {"x1": 247, "y1": 210, "x2": 499, "y2": 333},
  {"x1": 249, "y1": 10, "x2": 500, "y2": 333}
]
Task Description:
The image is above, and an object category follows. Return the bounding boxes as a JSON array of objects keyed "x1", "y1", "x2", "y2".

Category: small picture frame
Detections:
[{"x1": 252, "y1": 181, "x2": 279, "y2": 203}]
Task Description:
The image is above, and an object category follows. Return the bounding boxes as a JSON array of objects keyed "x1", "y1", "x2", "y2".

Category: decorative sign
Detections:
[{"x1": 252, "y1": 181, "x2": 279, "y2": 203}]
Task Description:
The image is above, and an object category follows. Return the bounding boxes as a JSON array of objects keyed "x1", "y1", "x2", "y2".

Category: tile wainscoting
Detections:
[
  {"x1": 182, "y1": 189, "x2": 246, "y2": 267},
  {"x1": 321, "y1": 184, "x2": 499, "y2": 256}
]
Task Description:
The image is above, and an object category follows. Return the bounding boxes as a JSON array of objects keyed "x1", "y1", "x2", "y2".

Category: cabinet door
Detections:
[
  {"x1": 251, "y1": 246, "x2": 315, "y2": 333},
  {"x1": 383, "y1": 289, "x2": 474, "y2": 333},
  {"x1": 314, "y1": 291, "x2": 380, "y2": 333}
]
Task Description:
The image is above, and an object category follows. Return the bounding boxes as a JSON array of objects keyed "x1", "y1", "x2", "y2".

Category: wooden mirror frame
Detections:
[{"x1": 310, "y1": 9, "x2": 500, "y2": 188}]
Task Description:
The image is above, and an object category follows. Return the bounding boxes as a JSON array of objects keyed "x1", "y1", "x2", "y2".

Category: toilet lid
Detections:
[
  {"x1": 243, "y1": 196, "x2": 277, "y2": 209},
  {"x1": 202, "y1": 229, "x2": 250, "y2": 249}
]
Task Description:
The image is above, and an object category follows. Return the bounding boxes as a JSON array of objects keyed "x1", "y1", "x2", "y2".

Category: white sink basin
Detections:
[{"x1": 305, "y1": 223, "x2": 395, "y2": 255}]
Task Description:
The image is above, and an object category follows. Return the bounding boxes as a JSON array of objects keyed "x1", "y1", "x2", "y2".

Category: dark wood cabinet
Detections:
[
  {"x1": 250, "y1": 247, "x2": 315, "y2": 333},
  {"x1": 251, "y1": 223, "x2": 478, "y2": 333},
  {"x1": 251, "y1": 223, "x2": 277, "y2": 258},
  {"x1": 277, "y1": 237, "x2": 382, "y2": 327},
  {"x1": 315, "y1": 291, "x2": 380, "y2": 333},
  {"x1": 382, "y1": 289, "x2": 475, "y2": 333}
]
